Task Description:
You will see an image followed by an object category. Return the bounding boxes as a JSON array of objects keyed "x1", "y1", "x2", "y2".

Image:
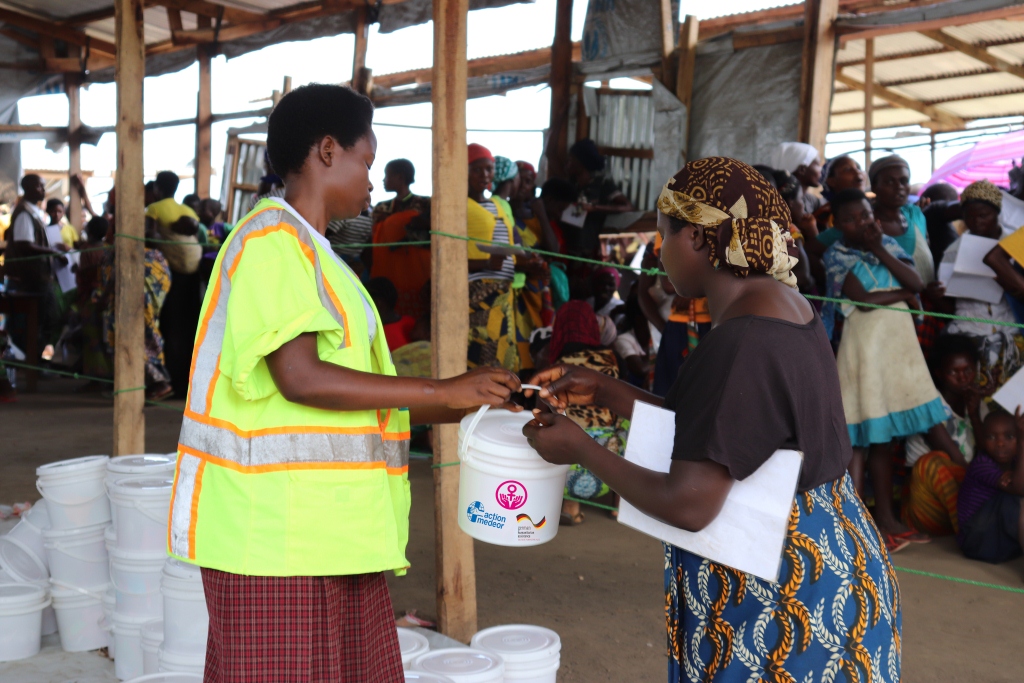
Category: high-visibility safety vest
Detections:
[{"x1": 168, "y1": 199, "x2": 411, "y2": 577}]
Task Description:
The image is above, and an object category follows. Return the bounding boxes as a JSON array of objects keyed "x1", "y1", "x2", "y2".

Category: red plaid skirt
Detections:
[{"x1": 201, "y1": 569, "x2": 404, "y2": 683}]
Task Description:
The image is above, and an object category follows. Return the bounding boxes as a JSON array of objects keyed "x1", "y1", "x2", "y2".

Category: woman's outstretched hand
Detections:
[
  {"x1": 522, "y1": 410, "x2": 591, "y2": 465},
  {"x1": 442, "y1": 367, "x2": 523, "y2": 411},
  {"x1": 523, "y1": 364, "x2": 606, "y2": 411}
]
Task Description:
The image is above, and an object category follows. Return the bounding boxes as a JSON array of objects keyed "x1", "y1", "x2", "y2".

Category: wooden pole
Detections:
[
  {"x1": 352, "y1": 7, "x2": 370, "y2": 95},
  {"x1": 546, "y1": 0, "x2": 574, "y2": 177},
  {"x1": 66, "y1": 72, "x2": 82, "y2": 230},
  {"x1": 113, "y1": 0, "x2": 146, "y2": 456},
  {"x1": 864, "y1": 38, "x2": 874, "y2": 165},
  {"x1": 675, "y1": 15, "x2": 699, "y2": 161},
  {"x1": 195, "y1": 41, "x2": 212, "y2": 197},
  {"x1": 431, "y1": 0, "x2": 475, "y2": 643},
  {"x1": 798, "y1": 0, "x2": 839, "y2": 155},
  {"x1": 658, "y1": 0, "x2": 676, "y2": 89}
]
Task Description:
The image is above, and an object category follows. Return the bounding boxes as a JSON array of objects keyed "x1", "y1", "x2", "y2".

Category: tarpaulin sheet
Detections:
[{"x1": 582, "y1": 0, "x2": 678, "y2": 62}]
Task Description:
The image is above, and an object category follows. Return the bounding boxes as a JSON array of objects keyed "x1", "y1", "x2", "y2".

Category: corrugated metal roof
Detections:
[
  {"x1": 942, "y1": 92, "x2": 1024, "y2": 118},
  {"x1": 836, "y1": 32, "x2": 942, "y2": 63},
  {"x1": 896, "y1": 71, "x2": 1024, "y2": 102},
  {"x1": 944, "y1": 19, "x2": 1024, "y2": 44},
  {"x1": 830, "y1": 108, "x2": 929, "y2": 133}
]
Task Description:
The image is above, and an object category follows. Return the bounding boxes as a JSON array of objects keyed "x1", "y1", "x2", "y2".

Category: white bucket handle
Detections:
[
  {"x1": 109, "y1": 564, "x2": 163, "y2": 595},
  {"x1": 36, "y1": 480, "x2": 106, "y2": 506},
  {"x1": 126, "y1": 498, "x2": 171, "y2": 525},
  {"x1": 0, "y1": 534, "x2": 48, "y2": 579},
  {"x1": 49, "y1": 539, "x2": 107, "y2": 564},
  {"x1": 457, "y1": 385, "x2": 542, "y2": 465},
  {"x1": 49, "y1": 579, "x2": 105, "y2": 602}
]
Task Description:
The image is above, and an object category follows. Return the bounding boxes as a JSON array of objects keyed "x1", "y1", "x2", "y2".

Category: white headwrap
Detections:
[{"x1": 771, "y1": 142, "x2": 819, "y2": 173}]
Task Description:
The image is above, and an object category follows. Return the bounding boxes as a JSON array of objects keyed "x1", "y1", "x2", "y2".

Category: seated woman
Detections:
[
  {"x1": 524, "y1": 158, "x2": 901, "y2": 682},
  {"x1": 903, "y1": 334, "x2": 984, "y2": 536},
  {"x1": 942, "y1": 180, "x2": 1024, "y2": 390}
]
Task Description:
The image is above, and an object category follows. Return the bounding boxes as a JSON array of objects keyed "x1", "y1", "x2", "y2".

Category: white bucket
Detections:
[
  {"x1": 123, "y1": 675, "x2": 202, "y2": 683},
  {"x1": 0, "y1": 502, "x2": 50, "y2": 583},
  {"x1": 470, "y1": 624, "x2": 560, "y2": 682},
  {"x1": 113, "y1": 611, "x2": 153, "y2": 681},
  {"x1": 36, "y1": 456, "x2": 111, "y2": 530},
  {"x1": 160, "y1": 559, "x2": 207, "y2": 654},
  {"x1": 411, "y1": 648, "x2": 504, "y2": 683},
  {"x1": 106, "y1": 455, "x2": 175, "y2": 531},
  {"x1": 0, "y1": 582, "x2": 50, "y2": 662},
  {"x1": 43, "y1": 522, "x2": 110, "y2": 589},
  {"x1": 457, "y1": 408, "x2": 569, "y2": 546},
  {"x1": 406, "y1": 673, "x2": 457, "y2": 683},
  {"x1": 140, "y1": 619, "x2": 164, "y2": 675},
  {"x1": 398, "y1": 627, "x2": 430, "y2": 667},
  {"x1": 106, "y1": 524, "x2": 118, "y2": 553},
  {"x1": 108, "y1": 477, "x2": 173, "y2": 554},
  {"x1": 50, "y1": 581, "x2": 110, "y2": 652},
  {"x1": 110, "y1": 547, "x2": 165, "y2": 618},
  {"x1": 158, "y1": 646, "x2": 204, "y2": 674},
  {"x1": 103, "y1": 585, "x2": 117, "y2": 659}
]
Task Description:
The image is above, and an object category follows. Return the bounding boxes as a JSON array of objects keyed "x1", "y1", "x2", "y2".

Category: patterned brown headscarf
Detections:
[{"x1": 656, "y1": 157, "x2": 799, "y2": 289}]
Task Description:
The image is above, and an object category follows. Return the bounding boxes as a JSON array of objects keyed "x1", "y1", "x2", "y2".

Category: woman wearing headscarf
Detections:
[
  {"x1": 524, "y1": 158, "x2": 901, "y2": 683},
  {"x1": 942, "y1": 180, "x2": 1024, "y2": 390},
  {"x1": 770, "y1": 141, "x2": 823, "y2": 215}
]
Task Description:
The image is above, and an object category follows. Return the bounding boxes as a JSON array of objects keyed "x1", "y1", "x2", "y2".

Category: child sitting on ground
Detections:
[
  {"x1": 822, "y1": 188, "x2": 946, "y2": 551},
  {"x1": 902, "y1": 334, "x2": 985, "y2": 536},
  {"x1": 366, "y1": 277, "x2": 417, "y2": 352},
  {"x1": 958, "y1": 410, "x2": 1024, "y2": 564}
]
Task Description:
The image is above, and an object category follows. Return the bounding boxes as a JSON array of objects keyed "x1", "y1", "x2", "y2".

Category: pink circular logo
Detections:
[{"x1": 495, "y1": 480, "x2": 528, "y2": 510}]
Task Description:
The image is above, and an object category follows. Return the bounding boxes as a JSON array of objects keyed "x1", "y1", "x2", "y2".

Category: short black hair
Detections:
[
  {"x1": 155, "y1": 171, "x2": 179, "y2": 199},
  {"x1": 267, "y1": 84, "x2": 374, "y2": 178},
  {"x1": 85, "y1": 216, "x2": 109, "y2": 242},
  {"x1": 46, "y1": 198, "x2": 64, "y2": 211},
  {"x1": 831, "y1": 188, "x2": 869, "y2": 218},
  {"x1": 385, "y1": 159, "x2": 415, "y2": 184},
  {"x1": 922, "y1": 182, "x2": 959, "y2": 203},
  {"x1": 21, "y1": 174, "x2": 41, "y2": 193},
  {"x1": 774, "y1": 170, "x2": 802, "y2": 202},
  {"x1": 365, "y1": 277, "x2": 398, "y2": 311},
  {"x1": 752, "y1": 165, "x2": 779, "y2": 188},
  {"x1": 929, "y1": 333, "x2": 980, "y2": 373},
  {"x1": 541, "y1": 178, "x2": 576, "y2": 203},
  {"x1": 182, "y1": 194, "x2": 200, "y2": 209},
  {"x1": 570, "y1": 138, "x2": 605, "y2": 173}
]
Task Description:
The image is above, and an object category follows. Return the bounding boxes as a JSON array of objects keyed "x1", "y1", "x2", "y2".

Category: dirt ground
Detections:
[{"x1": 3, "y1": 377, "x2": 1024, "y2": 681}]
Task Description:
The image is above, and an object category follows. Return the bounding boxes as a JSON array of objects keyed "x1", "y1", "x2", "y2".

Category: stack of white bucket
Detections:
[
  {"x1": 0, "y1": 502, "x2": 56, "y2": 662},
  {"x1": 403, "y1": 624, "x2": 560, "y2": 683}
]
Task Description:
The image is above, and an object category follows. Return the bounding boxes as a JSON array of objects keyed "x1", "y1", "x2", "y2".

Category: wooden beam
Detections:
[
  {"x1": 864, "y1": 37, "x2": 874, "y2": 161},
  {"x1": 166, "y1": 7, "x2": 183, "y2": 32},
  {"x1": 0, "y1": 28, "x2": 39, "y2": 50},
  {"x1": 658, "y1": 0, "x2": 676, "y2": 89},
  {"x1": 154, "y1": 0, "x2": 265, "y2": 24},
  {"x1": 546, "y1": 0, "x2": 574, "y2": 178},
  {"x1": 838, "y1": 4, "x2": 1024, "y2": 45},
  {"x1": 195, "y1": 43, "x2": 212, "y2": 197},
  {"x1": 732, "y1": 26, "x2": 805, "y2": 50},
  {"x1": 67, "y1": 72, "x2": 83, "y2": 231},
  {"x1": 430, "y1": 0, "x2": 475, "y2": 644},
  {"x1": 921, "y1": 29, "x2": 1024, "y2": 81},
  {"x1": 835, "y1": 71, "x2": 966, "y2": 128},
  {"x1": 351, "y1": 6, "x2": 369, "y2": 94},
  {"x1": 373, "y1": 44, "x2": 581, "y2": 89},
  {"x1": 598, "y1": 146, "x2": 654, "y2": 160},
  {"x1": 113, "y1": 0, "x2": 147, "y2": 456},
  {"x1": 61, "y1": 7, "x2": 120, "y2": 26},
  {"x1": 676, "y1": 14, "x2": 699, "y2": 160},
  {"x1": 0, "y1": 7, "x2": 117, "y2": 56},
  {"x1": 798, "y1": 0, "x2": 839, "y2": 155}
]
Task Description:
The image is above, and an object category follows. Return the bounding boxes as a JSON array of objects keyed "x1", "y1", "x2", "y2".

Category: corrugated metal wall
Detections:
[{"x1": 585, "y1": 88, "x2": 657, "y2": 211}]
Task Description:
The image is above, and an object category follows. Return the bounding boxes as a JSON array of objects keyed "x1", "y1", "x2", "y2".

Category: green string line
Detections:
[
  {"x1": 894, "y1": 566, "x2": 1024, "y2": 595},
  {"x1": 564, "y1": 494, "x2": 619, "y2": 512}
]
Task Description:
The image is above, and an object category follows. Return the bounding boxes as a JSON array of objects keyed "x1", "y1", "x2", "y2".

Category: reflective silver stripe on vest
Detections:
[
  {"x1": 179, "y1": 416, "x2": 410, "y2": 469},
  {"x1": 169, "y1": 452, "x2": 202, "y2": 559},
  {"x1": 188, "y1": 208, "x2": 346, "y2": 416}
]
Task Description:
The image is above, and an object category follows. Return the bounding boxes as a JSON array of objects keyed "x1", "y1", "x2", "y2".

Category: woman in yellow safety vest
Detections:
[{"x1": 168, "y1": 84, "x2": 521, "y2": 682}]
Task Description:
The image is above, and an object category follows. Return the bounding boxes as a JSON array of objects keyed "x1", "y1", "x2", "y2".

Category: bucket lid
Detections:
[
  {"x1": 112, "y1": 610, "x2": 154, "y2": 630},
  {"x1": 119, "y1": 674, "x2": 202, "y2": 683},
  {"x1": 162, "y1": 558, "x2": 202, "y2": 582},
  {"x1": 411, "y1": 649, "x2": 504, "y2": 682},
  {"x1": 0, "y1": 535, "x2": 49, "y2": 583},
  {"x1": 398, "y1": 627, "x2": 430, "y2": 657},
  {"x1": 36, "y1": 455, "x2": 109, "y2": 478},
  {"x1": 470, "y1": 625, "x2": 561, "y2": 664},
  {"x1": 108, "y1": 476, "x2": 173, "y2": 497},
  {"x1": 405, "y1": 673, "x2": 457, "y2": 683},
  {"x1": 0, "y1": 582, "x2": 47, "y2": 610},
  {"x1": 107, "y1": 454, "x2": 176, "y2": 475},
  {"x1": 109, "y1": 546, "x2": 167, "y2": 563},
  {"x1": 49, "y1": 580, "x2": 108, "y2": 603},
  {"x1": 459, "y1": 410, "x2": 543, "y2": 461},
  {"x1": 42, "y1": 521, "x2": 109, "y2": 541}
]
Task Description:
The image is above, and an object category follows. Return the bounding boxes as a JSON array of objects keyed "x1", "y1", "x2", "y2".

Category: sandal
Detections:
[
  {"x1": 559, "y1": 511, "x2": 585, "y2": 526},
  {"x1": 889, "y1": 530, "x2": 930, "y2": 544},
  {"x1": 885, "y1": 534, "x2": 911, "y2": 554}
]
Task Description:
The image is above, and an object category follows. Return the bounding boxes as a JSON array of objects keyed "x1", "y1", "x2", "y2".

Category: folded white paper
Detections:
[
  {"x1": 44, "y1": 225, "x2": 78, "y2": 293},
  {"x1": 943, "y1": 234, "x2": 1004, "y2": 304},
  {"x1": 993, "y1": 365, "x2": 1024, "y2": 415},
  {"x1": 617, "y1": 401, "x2": 802, "y2": 583}
]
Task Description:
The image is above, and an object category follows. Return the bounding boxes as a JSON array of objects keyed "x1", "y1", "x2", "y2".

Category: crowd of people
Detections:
[{"x1": 2, "y1": 132, "x2": 1023, "y2": 572}]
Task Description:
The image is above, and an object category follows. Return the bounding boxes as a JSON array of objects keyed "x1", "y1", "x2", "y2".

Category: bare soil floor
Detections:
[{"x1": 3, "y1": 377, "x2": 1024, "y2": 682}]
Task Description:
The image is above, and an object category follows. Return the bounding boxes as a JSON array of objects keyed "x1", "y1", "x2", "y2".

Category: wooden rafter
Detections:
[
  {"x1": 839, "y1": 36, "x2": 1024, "y2": 67},
  {"x1": 154, "y1": 0, "x2": 265, "y2": 25},
  {"x1": 168, "y1": 0, "x2": 381, "y2": 45},
  {"x1": 0, "y1": 27, "x2": 38, "y2": 50},
  {"x1": 835, "y1": 70, "x2": 965, "y2": 128},
  {"x1": 920, "y1": 29, "x2": 1024, "y2": 81},
  {"x1": 373, "y1": 43, "x2": 582, "y2": 89},
  {"x1": 838, "y1": 4, "x2": 1024, "y2": 44},
  {"x1": 0, "y1": 6, "x2": 116, "y2": 56}
]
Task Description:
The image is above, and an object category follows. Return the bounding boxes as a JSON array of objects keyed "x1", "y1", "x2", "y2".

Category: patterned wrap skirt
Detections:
[{"x1": 665, "y1": 473, "x2": 902, "y2": 683}]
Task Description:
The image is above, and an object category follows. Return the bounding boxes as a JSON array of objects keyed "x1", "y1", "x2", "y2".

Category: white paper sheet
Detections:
[
  {"x1": 616, "y1": 401, "x2": 803, "y2": 583},
  {"x1": 943, "y1": 234, "x2": 1004, "y2": 304},
  {"x1": 954, "y1": 234, "x2": 999, "y2": 277},
  {"x1": 993, "y1": 365, "x2": 1024, "y2": 415},
  {"x1": 43, "y1": 225, "x2": 78, "y2": 293},
  {"x1": 560, "y1": 205, "x2": 587, "y2": 228}
]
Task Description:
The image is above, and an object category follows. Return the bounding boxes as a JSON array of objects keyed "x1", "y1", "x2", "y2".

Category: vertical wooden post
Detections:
[
  {"x1": 863, "y1": 38, "x2": 874, "y2": 164},
  {"x1": 195, "y1": 42, "x2": 213, "y2": 197},
  {"x1": 113, "y1": 0, "x2": 146, "y2": 456},
  {"x1": 352, "y1": 7, "x2": 370, "y2": 95},
  {"x1": 431, "y1": 0, "x2": 475, "y2": 643},
  {"x1": 66, "y1": 72, "x2": 83, "y2": 230},
  {"x1": 658, "y1": 0, "x2": 676, "y2": 89},
  {"x1": 798, "y1": 0, "x2": 839, "y2": 155},
  {"x1": 930, "y1": 131, "x2": 937, "y2": 173},
  {"x1": 675, "y1": 15, "x2": 699, "y2": 160},
  {"x1": 546, "y1": 0, "x2": 574, "y2": 177}
]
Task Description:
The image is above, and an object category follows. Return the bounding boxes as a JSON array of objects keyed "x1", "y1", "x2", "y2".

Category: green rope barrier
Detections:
[
  {"x1": 894, "y1": 566, "x2": 1024, "y2": 595},
  {"x1": 563, "y1": 494, "x2": 619, "y2": 512},
  {"x1": 0, "y1": 358, "x2": 114, "y2": 384}
]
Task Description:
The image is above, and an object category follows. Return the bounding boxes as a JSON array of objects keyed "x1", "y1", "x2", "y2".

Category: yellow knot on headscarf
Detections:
[{"x1": 656, "y1": 157, "x2": 799, "y2": 289}]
